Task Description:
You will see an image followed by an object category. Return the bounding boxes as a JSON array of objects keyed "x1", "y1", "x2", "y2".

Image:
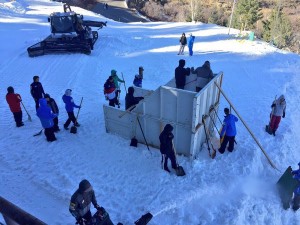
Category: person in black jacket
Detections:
[
  {"x1": 69, "y1": 180, "x2": 101, "y2": 225},
  {"x1": 125, "y1": 87, "x2": 144, "y2": 110},
  {"x1": 175, "y1": 59, "x2": 190, "y2": 89},
  {"x1": 177, "y1": 33, "x2": 187, "y2": 55},
  {"x1": 30, "y1": 75, "x2": 45, "y2": 110},
  {"x1": 159, "y1": 124, "x2": 177, "y2": 173},
  {"x1": 45, "y1": 93, "x2": 60, "y2": 132}
]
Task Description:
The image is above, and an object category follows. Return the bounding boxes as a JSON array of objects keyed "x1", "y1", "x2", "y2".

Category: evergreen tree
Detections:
[
  {"x1": 262, "y1": 9, "x2": 292, "y2": 48},
  {"x1": 233, "y1": 0, "x2": 262, "y2": 31}
]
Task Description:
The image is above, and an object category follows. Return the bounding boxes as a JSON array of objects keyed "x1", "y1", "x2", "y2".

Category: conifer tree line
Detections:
[{"x1": 128, "y1": 0, "x2": 299, "y2": 53}]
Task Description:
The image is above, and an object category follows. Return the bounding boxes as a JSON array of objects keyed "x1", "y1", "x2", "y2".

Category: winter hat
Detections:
[
  {"x1": 128, "y1": 86, "x2": 134, "y2": 94},
  {"x1": 164, "y1": 124, "x2": 173, "y2": 132},
  {"x1": 224, "y1": 108, "x2": 230, "y2": 115},
  {"x1": 179, "y1": 59, "x2": 185, "y2": 67},
  {"x1": 7, "y1": 86, "x2": 14, "y2": 94},
  {"x1": 111, "y1": 70, "x2": 117, "y2": 76},
  {"x1": 139, "y1": 66, "x2": 144, "y2": 71},
  {"x1": 203, "y1": 61, "x2": 210, "y2": 68},
  {"x1": 65, "y1": 89, "x2": 72, "y2": 96},
  {"x1": 79, "y1": 179, "x2": 92, "y2": 193},
  {"x1": 33, "y1": 75, "x2": 39, "y2": 81},
  {"x1": 44, "y1": 93, "x2": 50, "y2": 99}
]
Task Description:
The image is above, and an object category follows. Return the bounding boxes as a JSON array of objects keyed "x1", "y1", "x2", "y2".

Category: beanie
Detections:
[
  {"x1": 111, "y1": 70, "x2": 117, "y2": 76},
  {"x1": 44, "y1": 93, "x2": 50, "y2": 98},
  {"x1": 78, "y1": 179, "x2": 91, "y2": 193},
  {"x1": 65, "y1": 89, "x2": 72, "y2": 96},
  {"x1": 7, "y1": 86, "x2": 14, "y2": 94},
  {"x1": 224, "y1": 108, "x2": 230, "y2": 115},
  {"x1": 33, "y1": 75, "x2": 39, "y2": 81}
]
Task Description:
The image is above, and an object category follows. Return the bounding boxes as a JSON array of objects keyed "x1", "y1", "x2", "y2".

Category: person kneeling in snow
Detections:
[
  {"x1": 36, "y1": 98, "x2": 57, "y2": 142},
  {"x1": 292, "y1": 163, "x2": 300, "y2": 211},
  {"x1": 69, "y1": 179, "x2": 114, "y2": 225}
]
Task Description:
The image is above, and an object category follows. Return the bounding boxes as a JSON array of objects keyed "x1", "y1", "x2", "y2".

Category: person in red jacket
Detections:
[{"x1": 6, "y1": 86, "x2": 24, "y2": 127}]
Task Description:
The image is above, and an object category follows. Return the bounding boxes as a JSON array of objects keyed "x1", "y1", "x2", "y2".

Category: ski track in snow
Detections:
[{"x1": 0, "y1": 0, "x2": 300, "y2": 224}]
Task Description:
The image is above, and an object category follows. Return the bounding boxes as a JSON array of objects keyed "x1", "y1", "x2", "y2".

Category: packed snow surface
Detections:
[{"x1": 0, "y1": 0, "x2": 300, "y2": 224}]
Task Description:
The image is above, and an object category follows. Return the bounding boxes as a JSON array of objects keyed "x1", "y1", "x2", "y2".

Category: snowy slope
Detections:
[{"x1": 0, "y1": 0, "x2": 300, "y2": 224}]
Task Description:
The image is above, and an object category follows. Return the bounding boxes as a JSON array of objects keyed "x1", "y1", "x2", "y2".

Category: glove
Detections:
[
  {"x1": 76, "y1": 218, "x2": 84, "y2": 225},
  {"x1": 95, "y1": 204, "x2": 101, "y2": 211},
  {"x1": 271, "y1": 103, "x2": 275, "y2": 108},
  {"x1": 282, "y1": 112, "x2": 285, "y2": 118}
]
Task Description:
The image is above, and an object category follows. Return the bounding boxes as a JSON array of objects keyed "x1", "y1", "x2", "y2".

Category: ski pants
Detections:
[
  {"x1": 53, "y1": 117, "x2": 59, "y2": 131},
  {"x1": 34, "y1": 98, "x2": 40, "y2": 111},
  {"x1": 293, "y1": 194, "x2": 300, "y2": 211},
  {"x1": 162, "y1": 152, "x2": 177, "y2": 170},
  {"x1": 44, "y1": 127, "x2": 56, "y2": 142},
  {"x1": 178, "y1": 45, "x2": 185, "y2": 55},
  {"x1": 270, "y1": 115, "x2": 281, "y2": 132},
  {"x1": 188, "y1": 46, "x2": 193, "y2": 56},
  {"x1": 13, "y1": 111, "x2": 23, "y2": 126},
  {"x1": 65, "y1": 112, "x2": 77, "y2": 127},
  {"x1": 218, "y1": 135, "x2": 235, "y2": 154}
]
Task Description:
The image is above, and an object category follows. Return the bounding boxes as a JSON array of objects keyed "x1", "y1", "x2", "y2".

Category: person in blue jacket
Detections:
[
  {"x1": 188, "y1": 33, "x2": 195, "y2": 56},
  {"x1": 36, "y1": 98, "x2": 57, "y2": 142},
  {"x1": 62, "y1": 89, "x2": 81, "y2": 130},
  {"x1": 292, "y1": 162, "x2": 300, "y2": 211},
  {"x1": 218, "y1": 107, "x2": 238, "y2": 154}
]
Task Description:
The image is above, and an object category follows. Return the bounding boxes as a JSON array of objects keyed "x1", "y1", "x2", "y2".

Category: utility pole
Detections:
[{"x1": 228, "y1": 0, "x2": 237, "y2": 35}]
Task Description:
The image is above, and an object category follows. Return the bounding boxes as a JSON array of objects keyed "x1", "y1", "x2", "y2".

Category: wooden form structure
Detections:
[{"x1": 103, "y1": 72, "x2": 223, "y2": 158}]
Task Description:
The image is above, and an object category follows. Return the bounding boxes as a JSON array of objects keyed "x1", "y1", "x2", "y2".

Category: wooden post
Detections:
[{"x1": 214, "y1": 81, "x2": 278, "y2": 170}]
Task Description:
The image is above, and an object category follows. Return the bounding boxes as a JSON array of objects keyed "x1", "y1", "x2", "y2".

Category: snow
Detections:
[{"x1": 0, "y1": 0, "x2": 300, "y2": 224}]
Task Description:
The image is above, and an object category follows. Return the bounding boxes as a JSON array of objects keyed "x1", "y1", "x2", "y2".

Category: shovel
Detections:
[
  {"x1": 70, "y1": 97, "x2": 83, "y2": 134},
  {"x1": 21, "y1": 102, "x2": 32, "y2": 122}
]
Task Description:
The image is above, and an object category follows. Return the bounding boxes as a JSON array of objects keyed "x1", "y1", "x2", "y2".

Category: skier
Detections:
[
  {"x1": 44, "y1": 93, "x2": 60, "y2": 132},
  {"x1": 175, "y1": 59, "x2": 190, "y2": 89},
  {"x1": 125, "y1": 87, "x2": 144, "y2": 110},
  {"x1": 133, "y1": 66, "x2": 144, "y2": 88},
  {"x1": 191, "y1": 61, "x2": 214, "y2": 92},
  {"x1": 6, "y1": 86, "x2": 24, "y2": 127},
  {"x1": 30, "y1": 75, "x2": 45, "y2": 110},
  {"x1": 111, "y1": 70, "x2": 125, "y2": 108},
  {"x1": 69, "y1": 179, "x2": 114, "y2": 225},
  {"x1": 291, "y1": 162, "x2": 300, "y2": 211},
  {"x1": 159, "y1": 124, "x2": 178, "y2": 173},
  {"x1": 104, "y1": 76, "x2": 118, "y2": 107},
  {"x1": 188, "y1": 33, "x2": 195, "y2": 56},
  {"x1": 62, "y1": 89, "x2": 81, "y2": 130},
  {"x1": 177, "y1": 33, "x2": 187, "y2": 55},
  {"x1": 218, "y1": 108, "x2": 238, "y2": 154},
  {"x1": 36, "y1": 98, "x2": 57, "y2": 142},
  {"x1": 268, "y1": 95, "x2": 286, "y2": 136}
]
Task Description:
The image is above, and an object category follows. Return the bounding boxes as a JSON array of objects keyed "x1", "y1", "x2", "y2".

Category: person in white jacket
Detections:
[{"x1": 269, "y1": 95, "x2": 286, "y2": 136}]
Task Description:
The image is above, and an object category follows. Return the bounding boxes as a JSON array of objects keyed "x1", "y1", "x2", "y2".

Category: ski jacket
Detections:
[
  {"x1": 36, "y1": 98, "x2": 57, "y2": 128},
  {"x1": 220, "y1": 114, "x2": 238, "y2": 137},
  {"x1": 104, "y1": 79, "x2": 116, "y2": 100},
  {"x1": 271, "y1": 95, "x2": 286, "y2": 117},
  {"x1": 179, "y1": 36, "x2": 187, "y2": 45},
  {"x1": 47, "y1": 98, "x2": 59, "y2": 115},
  {"x1": 30, "y1": 81, "x2": 45, "y2": 100},
  {"x1": 133, "y1": 75, "x2": 142, "y2": 88},
  {"x1": 112, "y1": 74, "x2": 124, "y2": 89},
  {"x1": 159, "y1": 124, "x2": 174, "y2": 156},
  {"x1": 191, "y1": 62, "x2": 214, "y2": 85},
  {"x1": 125, "y1": 92, "x2": 144, "y2": 110},
  {"x1": 292, "y1": 169, "x2": 300, "y2": 195},
  {"x1": 62, "y1": 92, "x2": 80, "y2": 113},
  {"x1": 69, "y1": 188, "x2": 98, "y2": 219},
  {"x1": 175, "y1": 61, "x2": 190, "y2": 88},
  {"x1": 188, "y1": 35, "x2": 195, "y2": 48},
  {"x1": 6, "y1": 93, "x2": 22, "y2": 113}
]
